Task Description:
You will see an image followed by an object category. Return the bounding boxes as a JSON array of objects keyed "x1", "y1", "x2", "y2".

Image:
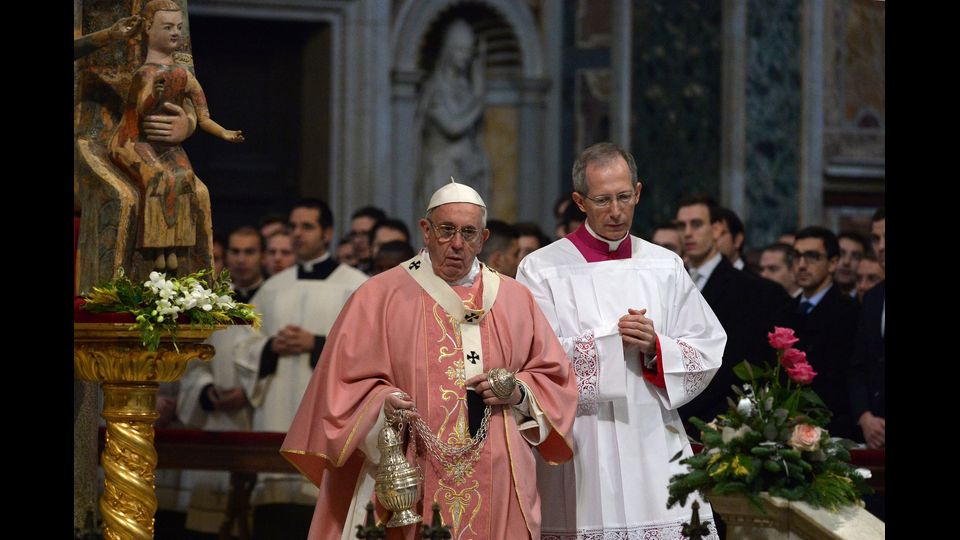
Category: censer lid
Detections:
[{"x1": 378, "y1": 423, "x2": 402, "y2": 448}]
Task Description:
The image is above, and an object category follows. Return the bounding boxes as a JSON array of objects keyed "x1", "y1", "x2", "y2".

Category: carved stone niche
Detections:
[
  {"x1": 75, "y1": 0, "x2": 214, "y2": 295},
  {"x1": 392, "y1": 0, "x2": 551, "y2": 225}
]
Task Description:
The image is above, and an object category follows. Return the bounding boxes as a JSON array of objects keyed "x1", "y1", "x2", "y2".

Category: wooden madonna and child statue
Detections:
[
  {"x1": 73, "y1": 2, "x2": 245, "y2": 532},
  {"x1": 76, "y1": 0, "x2": 242, "y2": 291},
  {"x1": 110, "y1": 0, "x2": 242, "y2": 273}
]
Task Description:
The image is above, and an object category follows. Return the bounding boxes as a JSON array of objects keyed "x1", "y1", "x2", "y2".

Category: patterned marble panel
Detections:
[
  {"x1": 744, "y1": 0, "x2": 802, "y2": 246},
  {"x1": 630, "y1": 0, "x2": 722, "y2": 236}
]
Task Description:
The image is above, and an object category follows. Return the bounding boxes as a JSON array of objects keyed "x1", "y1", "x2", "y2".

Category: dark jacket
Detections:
[
  {"x1": 848, "y1": 281, "x2": 885, "y2": 436},
  {"x1": 679, "y1": 258, "x2": 790, "y2": 433},
  {"x1": 775, "y1": 283, "x2": 860, "y2": 439}
]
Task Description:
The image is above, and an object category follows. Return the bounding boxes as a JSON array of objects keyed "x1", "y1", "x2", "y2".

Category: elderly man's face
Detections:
[
  {"x1": 419, "y1": 203, "x2": 489, "y2": 282},
  {"x1": 572, "y1": 156, "x2": 640, "y2": 241}
]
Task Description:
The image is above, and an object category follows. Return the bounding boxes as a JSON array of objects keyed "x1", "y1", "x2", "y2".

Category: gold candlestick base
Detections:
[{"x1": 75, "y1": 323, "x2": 215, "y2": 540}]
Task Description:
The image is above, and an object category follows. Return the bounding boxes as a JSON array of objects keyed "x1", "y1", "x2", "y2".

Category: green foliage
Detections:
[{"x1": 82, "y1": 268, "x2": 262, "y2": 351}]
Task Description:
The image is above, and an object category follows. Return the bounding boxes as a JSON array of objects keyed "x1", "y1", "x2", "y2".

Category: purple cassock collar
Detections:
[{"x1": 567, "y1": 224, "x2": 633, "y2": 262}]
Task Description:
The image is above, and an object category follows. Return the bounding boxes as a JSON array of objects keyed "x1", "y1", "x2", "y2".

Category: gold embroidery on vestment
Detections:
[{"x1": 436, "y1": 479, "x2": 481, "y2": 539}]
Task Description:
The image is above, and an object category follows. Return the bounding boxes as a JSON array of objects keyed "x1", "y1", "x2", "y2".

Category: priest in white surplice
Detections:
[
  {"x1": 233, "y1": 198, "x2": 368, "y2": 538},
  {"x1": 516, "y1": 142, "x2": 726, "y2": 539}
]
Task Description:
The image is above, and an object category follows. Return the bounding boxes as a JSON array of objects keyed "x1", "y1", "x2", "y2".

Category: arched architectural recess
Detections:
[
  {"x1": 392, "y1": 0, "x2": 543, "y2": 77},
  {"x1": 390, "y1": 0, "x2": 558, "y2": 226}
]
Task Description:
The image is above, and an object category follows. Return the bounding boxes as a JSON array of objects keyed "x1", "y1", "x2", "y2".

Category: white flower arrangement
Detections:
[{"x1": 82, "y1": 268, "x2": 261, "y2": 351}]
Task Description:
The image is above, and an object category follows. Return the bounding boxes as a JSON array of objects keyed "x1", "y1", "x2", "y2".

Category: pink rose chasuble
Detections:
[{"x1": 282, "y1": 257, "x2": 577, "y2": 540}]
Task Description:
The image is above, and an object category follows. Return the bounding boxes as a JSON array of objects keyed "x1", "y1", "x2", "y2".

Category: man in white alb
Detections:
[
  {"x1": 517, "y1": 142, "x2": 727, "y2": 539},
  {"x1": 234, "y1": 198, "x2": 368, "y2": 539}
]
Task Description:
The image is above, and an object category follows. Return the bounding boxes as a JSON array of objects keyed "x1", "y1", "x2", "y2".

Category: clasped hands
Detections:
[
  {"x1": 204, "y1": 386, "x2": 249, "y2": 412},
  {"x1": 619, "y1": 308, "x2": 657, "y2": 358},
  {"x1": 270, "y1": 325, "x2": 316, "y2": 355}
]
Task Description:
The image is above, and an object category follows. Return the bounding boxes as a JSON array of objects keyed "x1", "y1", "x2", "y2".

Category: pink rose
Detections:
[
  {"x1": 786, "y1": 361, "x2": 817, "y2": 384},
  {"x1": 787, "y1": 424, "x2": 822, "y2": 452},
  {"x1": 781, "y1": 348, "x2": 807, "y2": 369},
  {"x1": 768, "y1": 327, "x2": 799, "y2": 350}
]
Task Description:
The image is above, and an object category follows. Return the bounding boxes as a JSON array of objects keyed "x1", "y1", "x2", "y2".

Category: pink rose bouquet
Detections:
[{"x1": 668, "y1": 327, "x2": 870, "y2": 512}]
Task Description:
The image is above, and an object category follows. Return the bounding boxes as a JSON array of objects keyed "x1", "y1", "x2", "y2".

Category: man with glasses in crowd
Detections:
[
  {"x1": 282, "y1": 180, "x2": 578, "y2": 539},
  {"x1": 775, "y1": 226, "x2": 860, "y2": 439},
  {"x1": 517, "y1": 142, "x2": 726, "y2": 539}
]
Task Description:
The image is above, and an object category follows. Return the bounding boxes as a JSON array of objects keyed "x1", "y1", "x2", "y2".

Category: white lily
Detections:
[{"x1": 737, "y1": 397, "x2": 754, "y2": 417}]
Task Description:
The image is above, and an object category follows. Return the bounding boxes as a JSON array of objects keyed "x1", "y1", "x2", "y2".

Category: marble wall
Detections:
[
  {"x1": 560, "y1": 0, "x2": 613, "y2": 210},
  {"x1": 630, "y1": 0, "x2": 723, "y2": 235},
  {"x1": 744, "y1": 0, "x2": 802, "y2": 246}
]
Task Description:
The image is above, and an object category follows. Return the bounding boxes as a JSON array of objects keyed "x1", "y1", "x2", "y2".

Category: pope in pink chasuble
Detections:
[{"x1": 282, "y1": 181, "x2": 578, "y2": 540}]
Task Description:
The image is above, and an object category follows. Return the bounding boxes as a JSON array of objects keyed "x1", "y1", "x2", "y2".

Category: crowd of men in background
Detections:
[{"x1": 161, "y1": 193, "x2": 885, "y2": 539}]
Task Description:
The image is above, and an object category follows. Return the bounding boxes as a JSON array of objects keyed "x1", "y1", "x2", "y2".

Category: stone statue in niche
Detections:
[
  {"x1": 109, "y1": 0, "x2": 243, "y2": 273},
  {"x1": 415, "y1": 19, "x2": 490, "y2": 213}
]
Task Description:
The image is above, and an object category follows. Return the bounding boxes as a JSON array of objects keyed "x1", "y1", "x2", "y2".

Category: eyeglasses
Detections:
[
  {"x1": 427, "y1": 219, "x2": 482, "y2": 243},
  {"x1": 792, "y1": 250, "x2": 827, "y2": 263},
  {"x1": 581, "y1": 191, "x2": 636, "y2": 208}
]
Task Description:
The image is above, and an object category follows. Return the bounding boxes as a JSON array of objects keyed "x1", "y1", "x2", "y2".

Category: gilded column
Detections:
[{"x1": 74, "y1": 323, "x2": 214, "y2": 540}]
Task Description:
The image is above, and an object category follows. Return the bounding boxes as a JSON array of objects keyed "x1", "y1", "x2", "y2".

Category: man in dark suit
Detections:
[
  {"x1": 715, "y1": 206, "x2": 747, "y2": 270},
  {"x1": 850, "y1": 208, "x2": 885, "y2": 448},
  {"x1": 675, "y1": 196, "x2": 790, "y2": 435},
  {"x1": 775, "y1": 226, "x2": 860, "y2": 439}
]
